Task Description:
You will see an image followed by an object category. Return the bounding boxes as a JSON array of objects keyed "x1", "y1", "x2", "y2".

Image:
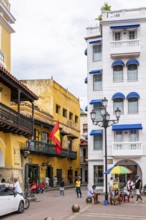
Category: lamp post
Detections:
[{"x1": 90, "y1": 97, "x2": 121, "y2": 202}]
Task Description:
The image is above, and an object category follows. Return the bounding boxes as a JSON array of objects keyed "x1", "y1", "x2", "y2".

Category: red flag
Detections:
[{"x1": 49, "y1": 122, "x2": 62, "y2": 153}]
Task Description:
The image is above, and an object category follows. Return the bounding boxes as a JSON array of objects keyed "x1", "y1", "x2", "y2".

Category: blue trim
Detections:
[
  {"x1": 89, "y1": 40, "x2": 102, "y2": 44},
  {"x1": 126, "y1": 92, "x2": 140, "y2": 99},
  {"x1": 112, "y1": 124, "x2": 142, "y2": 131},
  {"x1": 90, "y1": 99, "x2": 102, "y2": 105},
  {"x1": 84, "y1": 49, "x2": 87, "y2": 56},
  {"x1": 90, "y1": 130, "x2": 103, "y2": 136},
  {"x1": 126, "y1": 59, "x2": 139, "y2": 66},
  {"x1": 112, "y1": 92, "x2": 125, "y2": 99},
  {"x1": 84, "y1": 77, "x2": 87, "y2": 84},
  {"x1": 110, "y1": 24, "x2": 140, "y2": 30},
  {"x1": 112, "y1": 60, "x2": 125, "y2": 67},
  {"x1": 89, "y1": 69, "x2": 102, "y2": 74}
]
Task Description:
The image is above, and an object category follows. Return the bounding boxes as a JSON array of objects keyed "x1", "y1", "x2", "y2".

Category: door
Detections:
[
  {"x1": 57, "y1": 169, "x2": 62, "y2": 185},
  {"x1": 25, "y1": 164, "x2": 40, "y2": 187},
  {"x1": 46, "y1": 166, "x2": 53, "y2": 187}
]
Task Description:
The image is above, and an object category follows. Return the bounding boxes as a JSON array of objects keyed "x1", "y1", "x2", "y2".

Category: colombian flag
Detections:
[{"x1": 49, "y1": 122, "x2": 62, "y2": 153}]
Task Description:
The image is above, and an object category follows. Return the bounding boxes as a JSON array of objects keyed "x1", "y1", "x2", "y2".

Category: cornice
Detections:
[{"x1": 0, "y1": 14, "x2": 15, "y2": 33}]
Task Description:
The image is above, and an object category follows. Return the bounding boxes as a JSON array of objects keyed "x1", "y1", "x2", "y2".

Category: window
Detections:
[
  {"x1": 93, "y1": 74, "x2": 102, "y2": 91},
  {"x1": 94, "y1": 165, "x2": 103, "y2": 187},
  {"x1": 63, "y1": 108, "x2": 67, "y2": 118},
  {"x1": 56, "y1": 105, "x2": 60, "y2": 114},
  {"x1": 83, "y1": 124, "x2": 88, "y2": 133},
  {"x1": 42, "y1": 132, "x2": 48, "y2": 143},
  {"x1": 114, "y1": 32, "x2": 121, "y2": 41},
  {"x1": 75, "y1": 115, "x2": 78, "y2": 123},
  {"x1": 94, "y1": 104, "x2": 102, "y2": 120},
  {"x1": 128, "y1": 98, "x2": 138, "y2": 114},
  {"x1": 115, "y1": 131, "x2": 123, "y2": 142},
  {"x1": 113, "y1": 66, "x2": 123, "y2": 82},
  {"x1": 113, "y1": 98, "x2": 124, "y2": 114},
  {"x1": 129, "y1": 30, "x2": 136, "y2": 40},
  {"x1": 68, "y1": 139, "x2": 72, "y2": 151},
  {"x1": 69, "y1": 112, "x2": 73, "y2": 120},
  {"x1": 94, "y1": 135, "x2": 103, "y2": 150},
  {"x1": 93, "y1": 44, "x2": 102, "y2": 61},
  {"x1": 127, "y1": 64, "x2": 138, "y2": 81},
  {"x1": 129, "y1": 130, "x2": 138, "y2": 142}
]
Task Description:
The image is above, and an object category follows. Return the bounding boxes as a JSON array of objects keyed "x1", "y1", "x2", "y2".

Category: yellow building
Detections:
[
  {"x1": 0, "y1": 0, "x2": 38, "y2": 185},
  {"x1": 21, "y1": 79, "x2": 80, "y2": 186}
]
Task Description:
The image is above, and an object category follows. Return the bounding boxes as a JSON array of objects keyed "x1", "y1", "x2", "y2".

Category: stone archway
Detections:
[{"x1": 0, "y1": 138, "x2": 5, "y2": 167}]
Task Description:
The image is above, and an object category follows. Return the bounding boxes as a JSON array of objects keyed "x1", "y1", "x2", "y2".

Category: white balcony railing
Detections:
[
  {"x1": 102, "y1": 8, "x2": 146, "y2": 21},
  {"x1": 112, "y1": 142, "x2": 143, "y2": 157},
  {"x1": 110, "y1": 39, "x2": 140, "y2": 57}
]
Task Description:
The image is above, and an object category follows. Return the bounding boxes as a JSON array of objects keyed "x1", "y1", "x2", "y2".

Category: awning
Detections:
[
  {"x1": 126, "y1": 92, "x2": 140, "y2": 99},
  {"x1": 112, "y1": 92, "x2": 125, "y2": 99},
  {"x1": 90, "y1": 130, "x2": 103, "y2": 136},
  {"x1": 112, "y1": 60, "x2": 124, "y2": 67},
  {"x1": 89, "y1": 40, "x2": 102, "y2": 44},
  {"x1": 84, "y1": 49, "x2": 87, "y2": 56},
  {"x1": 90, "y1": 99, "x2": 102, "y2": 105},
  {"x1": 89, "y1": 69, "x2": 102, "y2": 74},
  {"x1": 126, "y1": 59, "x2": 139, "y2": 66},
  {"x1": 112, "y1": 124, "x2": 142, "y2": 131},
  {"x1": 84, "y1": 77, "x2": 87, "y2": 84},
  {"x1": 110, "y1": 24, "x2": 140, "y2": 30}
]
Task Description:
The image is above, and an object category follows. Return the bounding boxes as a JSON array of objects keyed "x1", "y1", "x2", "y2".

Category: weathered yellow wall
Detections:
[
  {"x1": 21, "y1": 79, "x2": 81, "y2": 182},
  {"x1": 0, "y1": 83, "x2": 11, "y2": 106},
  {"x1": 1, "y1": 26, "x2": 11, "y2": 71}
]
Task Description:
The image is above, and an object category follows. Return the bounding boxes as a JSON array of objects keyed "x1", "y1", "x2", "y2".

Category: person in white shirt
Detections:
[
  {"x1": 13, "y1": 178, "x2": 23, "y2": 194},
  {"x1": 87, "y1": 185, "x2": 99, "y2": 204},
  {"x1": 45, "y1": 177, "x2": 49, "y2": 188},
  {"x1": 126, "y1": 176, "x2": 134, "y2": 198}
]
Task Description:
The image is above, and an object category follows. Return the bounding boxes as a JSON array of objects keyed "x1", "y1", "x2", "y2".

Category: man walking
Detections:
[{"x1": 134, "y1": 175, "x2": 144, "y2": 203}]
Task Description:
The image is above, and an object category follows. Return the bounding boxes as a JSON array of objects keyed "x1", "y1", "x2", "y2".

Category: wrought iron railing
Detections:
[{"x1": 22, "y1": 140, "x2": 77, "y2": 160}]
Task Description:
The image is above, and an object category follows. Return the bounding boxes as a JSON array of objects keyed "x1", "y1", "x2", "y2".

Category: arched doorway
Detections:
[{"x1": 115, "y1": 159, "x2": 142, "y2": 183}]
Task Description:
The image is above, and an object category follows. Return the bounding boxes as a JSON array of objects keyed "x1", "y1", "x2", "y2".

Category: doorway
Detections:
[{"x1": 46, "y1": 166, "x2": 53, "y2": 187}]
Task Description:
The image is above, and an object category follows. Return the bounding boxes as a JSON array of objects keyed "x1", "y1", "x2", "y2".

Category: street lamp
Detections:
[{"x1": 90, "y1": 97, "x2": 121, "y2": 202}]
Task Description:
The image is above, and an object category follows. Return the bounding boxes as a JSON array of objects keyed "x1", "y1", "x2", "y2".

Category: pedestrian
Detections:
[
  {"x1": 39, "y1": 181, "x2": 45, "y2": 193},
  {"x1": 108, "y1": 176, "x2": 113, "y2": 193},
  {"x1": 134, "y1": 175, "x2": 144, "y2": 203},
  {"x1": 75, "y1": 176, "x2": 82, "y2": 198},
  {"x1": 53, "y1": 176, "x2": 57, "y2": 187},
  {"x1": 60, "y1": 178, "x2": 65, "y2": 196},
  {"x1": 126, "y1": 176, "x2": 134, "y2": 198},
  {"x1": 45, "y1": 176, "x2": 50, "y2": 188},
  {"x1": 87, "y1": 185, "x2": 99, "y2": 204},
  {"x1": 13, "y1": 177, "x2": 23, "y2": 194}
]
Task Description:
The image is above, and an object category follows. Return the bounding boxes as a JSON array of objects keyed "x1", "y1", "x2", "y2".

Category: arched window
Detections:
[
  {"x1": 127, "y1": 64, "x2": 138, "y2": 81},
  {"x1": 127, "y1": 92, "x2": 140, "y2": 114},
  {"x1": 113, "y1": 65, "x2": 123, "y2": 82},
  {"x1": 128, "y1": 98, "x2": 138, "y2": 114}
]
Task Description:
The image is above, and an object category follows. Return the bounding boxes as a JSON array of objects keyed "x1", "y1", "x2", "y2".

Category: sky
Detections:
[{"x1": 10, "y1": 0, "x2": 146, "y2": 109}]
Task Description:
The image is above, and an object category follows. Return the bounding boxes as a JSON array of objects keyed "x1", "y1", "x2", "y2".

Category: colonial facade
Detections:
[
  {"x1": 20, "y1": 79, "x2": 80, "y2": 186},
  {"x1": 85, "y1": 7, "x2": 146, "y2": 190}
]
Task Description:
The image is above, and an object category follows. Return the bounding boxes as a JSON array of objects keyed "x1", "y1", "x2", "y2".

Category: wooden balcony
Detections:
[
  {"x1": 0, "y1": 102, "x2": 33, "y2": 138},
  {"x1": 21, "y1": 140, "x2": 77, "y2": 160}
]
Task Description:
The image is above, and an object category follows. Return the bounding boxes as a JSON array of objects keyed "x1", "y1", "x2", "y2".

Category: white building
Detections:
[{"x1": 85, "y1": 7, "x2": 146, "y2": 191}]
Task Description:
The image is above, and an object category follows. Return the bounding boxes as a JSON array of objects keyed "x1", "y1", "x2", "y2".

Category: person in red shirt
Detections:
[{"x1": 39, "y1": 181, "x2": 45, "y2": 193}]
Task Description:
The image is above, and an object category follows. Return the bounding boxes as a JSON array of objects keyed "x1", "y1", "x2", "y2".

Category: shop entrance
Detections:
[{"x1": 25, "y1": 164, "x2": 40, "y2": 188}]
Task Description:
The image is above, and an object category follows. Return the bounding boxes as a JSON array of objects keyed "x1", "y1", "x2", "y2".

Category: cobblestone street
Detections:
[{"x1": 1, "y1": 187, "x2": 146, "y2": 220}]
